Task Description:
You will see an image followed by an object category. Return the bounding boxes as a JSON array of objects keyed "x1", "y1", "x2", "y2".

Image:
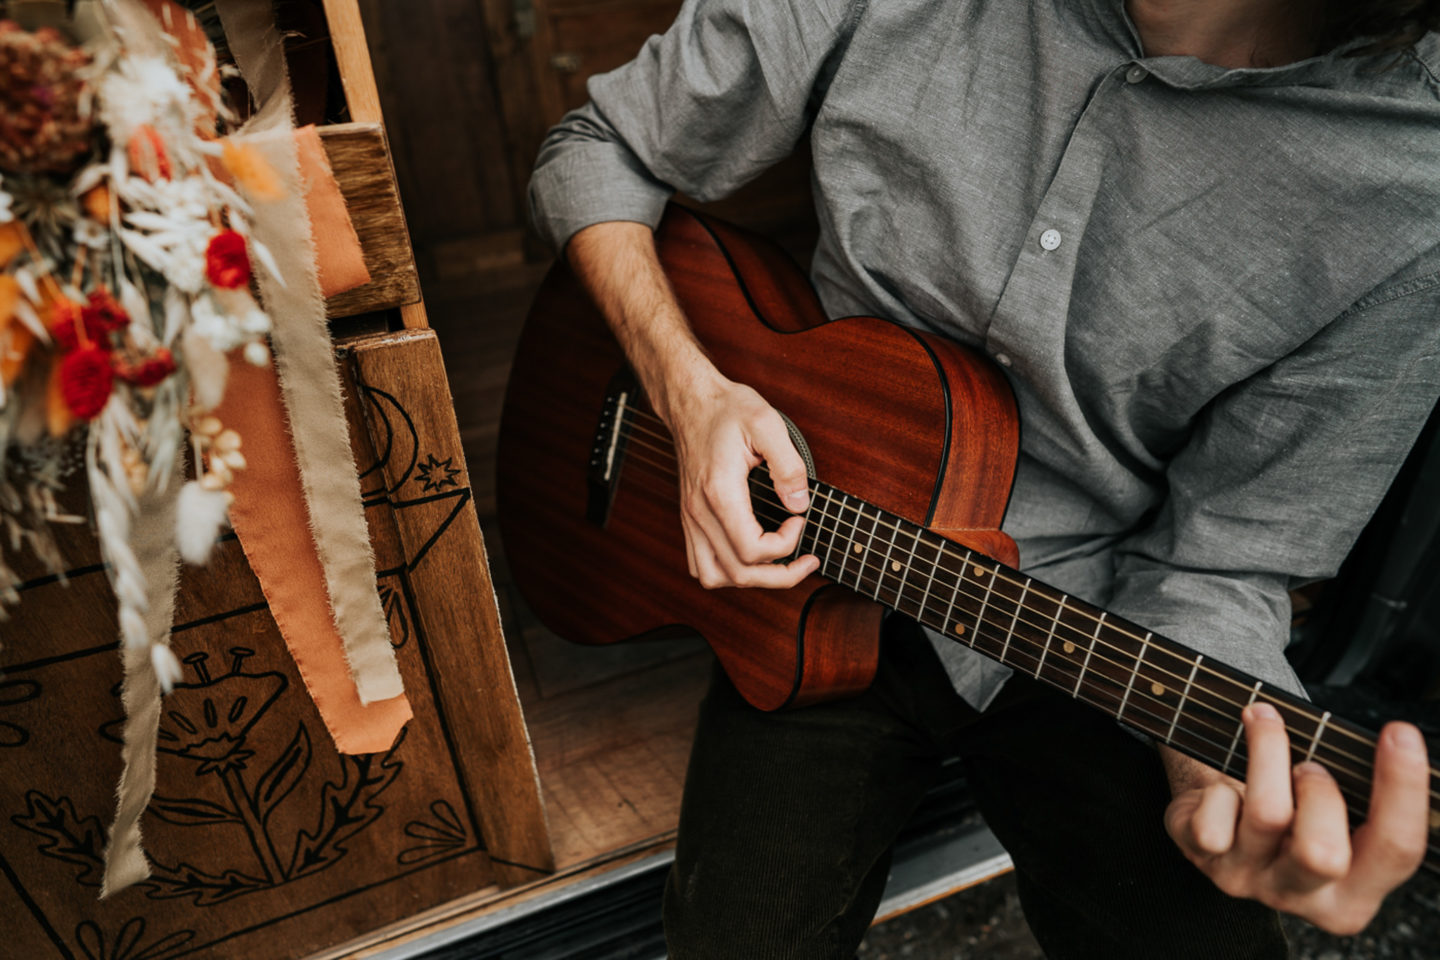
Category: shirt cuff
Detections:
[{"x1": 528, "y1": 141, "x2": 675, "y2": 254}]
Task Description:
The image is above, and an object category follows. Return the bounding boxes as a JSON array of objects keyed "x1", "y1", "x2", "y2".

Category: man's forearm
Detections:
[{"x1": 566, "y1": 221, "x2": 722, "y2": 427}]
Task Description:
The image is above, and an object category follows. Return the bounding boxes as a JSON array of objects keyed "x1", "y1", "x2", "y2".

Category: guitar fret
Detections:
[
  {"x1": 973, "y1": 564, "x2": 998, "y2": 643},
  {"x1": 1166, "y1": 654, "x2": 1203, "y2": 744},
  {"x1": 1118, "y1": 632, "x2": 1152, "y2": 722},
  {"x1": 876, "y1": 516, "x2": 902, "y2": 601},
  {"x1": 893, "y1": 526, "x2": 918, "y2": 615},
  {"x1": 1074, "y1": 611, "x2": 1105, "y2": 698},
  {"x1": 1224, "y1": 681, "x2": 1264, "y2": 773},
  {"x1": 946, "y1": 550, "x2": 974, "y2": 643},
  {"x1": 915, "y1": 535, "x2": 939, "y2": 624},
  {"x1": 859, "y1": 505, "x2": 884, "y2": 593},
  {"x1": 816, "y1": 488, "x2": 838, "y2": 572},
  {"x1": 1306, "y1": 711, "x2": 1332, "y2": 765},
  {"x1": 1037, "y1": 595, "x2": 1067, "y2": 679},
  {"x1": 833, "y1": 494, "x2": 854, "y2": 583},
  {"x1": 1001, "y1": 578, "x2": 1031, "y2": 664}
]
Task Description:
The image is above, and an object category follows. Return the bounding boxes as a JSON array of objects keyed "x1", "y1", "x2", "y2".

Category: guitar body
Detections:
[{"x1": 497, "y1": 207, "x2": 1020, "y2": 710}]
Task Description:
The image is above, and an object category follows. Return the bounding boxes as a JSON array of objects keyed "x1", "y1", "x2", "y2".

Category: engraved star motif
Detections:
[{"x1": 416, "y1": 453, "x2": 461, "y2": 492}]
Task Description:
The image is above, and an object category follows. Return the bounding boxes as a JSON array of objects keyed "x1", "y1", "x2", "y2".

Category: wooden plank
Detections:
[
  {"x1": 319, "y1": 122, "x2": 423, "y2": 320},
  {"x1": 320, "y1": 0, "x2": 429, "y2": 330},
  {"x1": 525, "y1": 654, "x2": 707, "y2": 866},
  {"x1": 321, "y1": 0, "x2": 385, "y2": 124},
  {"x1": 346, "y1": 329, "x2": 555, "y2": 887}
]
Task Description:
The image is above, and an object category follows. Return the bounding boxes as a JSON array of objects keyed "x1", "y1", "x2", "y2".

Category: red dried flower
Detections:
[
  {"x1": 116, "y1": 347, "x2": 176, "y2": 387},
  {"x1": 83, "y1": 287, "x2": 130, "y2": 334},
  {"x1": 59, "y1": 345, "x2": 113, "y2": 419},
  {"x1": 205, "y1": 230, "x2": 251, "y2": 289},
  {"x1": 48, "y1": 298, "x2": 85, "y2": 352}
]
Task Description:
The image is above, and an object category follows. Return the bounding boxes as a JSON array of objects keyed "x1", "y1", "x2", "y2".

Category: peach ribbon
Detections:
[{"x1": 219, "y1": 359, "x2": 412, "y2": 753}]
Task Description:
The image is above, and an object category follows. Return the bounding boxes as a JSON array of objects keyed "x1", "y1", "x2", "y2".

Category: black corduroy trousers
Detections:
[{"x1": 662, "y1": 615, "x2": 1289, "y2": 959}]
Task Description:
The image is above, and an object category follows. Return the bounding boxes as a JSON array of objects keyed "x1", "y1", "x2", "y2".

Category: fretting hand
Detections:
[{"x1": 1162, "y1": 703, "x2": 1430, "y2": 935}]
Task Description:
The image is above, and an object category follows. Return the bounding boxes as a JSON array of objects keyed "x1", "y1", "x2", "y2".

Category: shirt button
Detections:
[
  {"x1": 994, "y1": 352, "x2": 1013, "y2": 367},
  {"x1": 1039, "y1": 228, "x2": 1062, "y2": 251},
  {"x1": 1126, "y1": 64, "x2": 1148, "y2": 84}
]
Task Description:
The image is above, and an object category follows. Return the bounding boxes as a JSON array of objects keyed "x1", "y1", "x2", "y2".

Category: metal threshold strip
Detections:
[{"x1": 371, "y1": 818, "x2": 1011, "y2": 960}]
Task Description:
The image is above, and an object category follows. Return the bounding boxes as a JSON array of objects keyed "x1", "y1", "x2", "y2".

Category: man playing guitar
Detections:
[{"x1": 527, "y1": 1, "x2": 1440, "y2": 955}]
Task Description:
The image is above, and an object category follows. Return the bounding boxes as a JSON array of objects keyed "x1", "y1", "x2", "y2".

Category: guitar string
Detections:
[
  {"x1": 613, "y1": 445, "x2": 1410, "y2": 823},
  {"x1": 612, "y1": 418, "x2": 1325, "y2": 726},
  {"x1": 619, "y1": 408, "x2": 1349, "y2": 717},
  {"x1": 612, "y1": 441, "x2": 1395, "y2": 804},
  {"x1": 617, "y1": 446, "x2": 1440, "y2": 855},
  {"x1": 614, "y1": 408, "x2": 1434, "y2": 778},
  {"x1": 611, "y1": 425, "x2": 1440, "y2": 798}
]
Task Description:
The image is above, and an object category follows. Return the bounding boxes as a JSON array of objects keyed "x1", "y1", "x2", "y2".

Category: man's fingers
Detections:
[
  {"x1": 689, "y1": 533, "x2": 726, "y2": 590},
  {"x1": 751, "y1": 410, "x2": 809, "y2": 513},
  {"x1": 1279, "y1": 762, "x2": 1352, "y2": 893},
  {"x1": 1344, "y1": 722, "x2": 1430, "y2": 903},
  {"x1": 1188, "y1": 783, "x2": 1243, "y2": 856},
  {"x1": 1231, "y1": 703, "x2": 1294, "y2": 866}
]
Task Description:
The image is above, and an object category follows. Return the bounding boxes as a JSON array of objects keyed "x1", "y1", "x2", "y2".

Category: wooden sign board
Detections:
[{"x1": 0, "y1": 330, "x2": 551, "y2": 959}]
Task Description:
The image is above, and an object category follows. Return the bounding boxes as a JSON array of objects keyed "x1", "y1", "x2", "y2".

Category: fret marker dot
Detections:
[
  {"x1": 973, "y1": 564, "x2": 985, "y2": 577},
  {"x1": 852, "y1": 543, "x2": 863, "y2": 554},
  {"x1": 891, "y1": 560, "x2": 902, "y2": 572},
  {"x1": 954, "y1": 623, "x2": 966, "y2": 636},
  {"x1": 1150, "y1": 682, "x2": 1165, "y2": 696},
  {"x1": 1063, "y1": 642, "x2": 1075, "y2": 654}
]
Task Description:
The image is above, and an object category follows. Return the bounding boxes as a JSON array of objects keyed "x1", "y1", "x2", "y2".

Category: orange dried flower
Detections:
[
  {"x1": 220, "y1": 139, "x2": 283, "y2": 200},
  {"x1": 126, "y1": 125, "x2": 172, "y2": 181}
]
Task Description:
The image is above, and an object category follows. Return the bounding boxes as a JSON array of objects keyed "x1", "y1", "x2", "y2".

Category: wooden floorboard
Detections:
[{"x1": 429, "y1": 265, "x2": 713, "y2": 872}]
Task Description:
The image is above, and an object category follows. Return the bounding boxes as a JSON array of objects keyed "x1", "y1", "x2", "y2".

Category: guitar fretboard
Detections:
[{"x1": 745, "y1": 471, "x2": 1440, "y2": 857}]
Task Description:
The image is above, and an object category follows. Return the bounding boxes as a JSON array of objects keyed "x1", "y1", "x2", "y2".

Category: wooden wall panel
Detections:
[{"x1": 356, "y1": 0, "x2": 525, "y2": 245}]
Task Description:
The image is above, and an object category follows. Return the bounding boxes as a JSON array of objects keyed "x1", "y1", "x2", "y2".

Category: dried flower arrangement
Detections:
[{"x1": 0, "y1": 7, "x2": 276, "y2": 691}]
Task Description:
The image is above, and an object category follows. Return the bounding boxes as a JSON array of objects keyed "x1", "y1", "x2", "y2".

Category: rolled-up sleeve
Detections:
[
  {"x1": 1106, "y1": 273, "x2": 1440, "y2": 698},
  {"x1": 528, "y1": 0, "x2": 864, "y2": 253}
]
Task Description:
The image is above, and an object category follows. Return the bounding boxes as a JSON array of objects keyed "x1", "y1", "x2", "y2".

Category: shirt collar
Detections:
[{"x1": 1088, "y1": 0, "x2": 1393, "y2": 90}]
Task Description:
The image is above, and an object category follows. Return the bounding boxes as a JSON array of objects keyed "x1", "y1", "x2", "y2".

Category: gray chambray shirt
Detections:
[{"x1": 528, "y1": 0, "x2": 1440, "y2": 708}]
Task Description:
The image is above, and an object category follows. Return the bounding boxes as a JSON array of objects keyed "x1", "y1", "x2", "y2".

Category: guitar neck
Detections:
[{"x1": 750, "y1": 473, "x2": 1440, "y2": 862}]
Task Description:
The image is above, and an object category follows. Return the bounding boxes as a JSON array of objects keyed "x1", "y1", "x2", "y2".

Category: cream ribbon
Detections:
[
  {"x1": 214, "y1": 0, "x2": 403, "y2": 704},
  {"x1": 100, "y1": 0, "x2": 403, "y2": 898},
  {"x1": 101, "y1": 450, "x2": 182, "y2": 896}
]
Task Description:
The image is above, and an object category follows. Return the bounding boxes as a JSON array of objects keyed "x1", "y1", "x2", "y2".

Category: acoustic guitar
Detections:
[{"x1": 496, "y1": 205, "x2": 1440, "y2": 870}]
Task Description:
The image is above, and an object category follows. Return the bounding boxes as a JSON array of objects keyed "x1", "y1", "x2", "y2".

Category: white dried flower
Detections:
[
  {"x1": 151, "y1": 644, "x2": 183, "y2": 694},
  {"x1": 188, "y1": 295, "x2": 243, "y2": 351},
  {"x1": 97, "y1": 56, "x2": 199, "y2": 148},
  {"x1": 182, "y1": 325, "x2": 229, "y2": 411},
  {"x1": 0, "y1": 180, "x2": 12, "y2": 225},
  {"x1": 176, "y1": 479, "x2": 231, "y2": 564},
  {"x1": 244, "y1": 341, "x2": 271, "y2": 366},
  {"x1": 74, "y1": 217, "x2": 109, "y2": 249}
]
